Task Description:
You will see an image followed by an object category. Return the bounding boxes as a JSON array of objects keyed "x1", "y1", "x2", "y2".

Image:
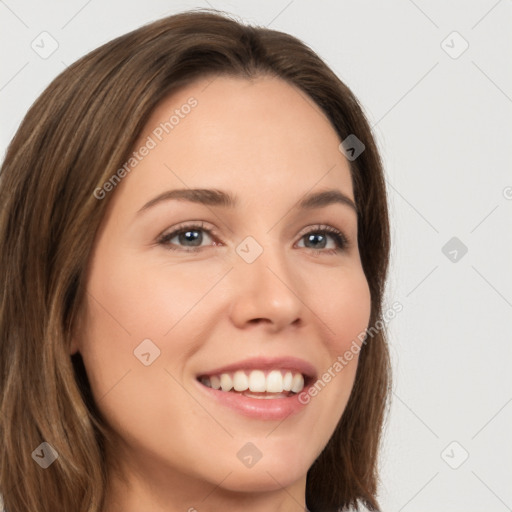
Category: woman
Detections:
[{"x1": 0, "y1": 9, "x2": 391, "y2": 512}]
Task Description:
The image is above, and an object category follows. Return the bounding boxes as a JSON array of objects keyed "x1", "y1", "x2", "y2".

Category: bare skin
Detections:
[{"x1": 72, "y1": 75, "x2": 371, "y2": 512}]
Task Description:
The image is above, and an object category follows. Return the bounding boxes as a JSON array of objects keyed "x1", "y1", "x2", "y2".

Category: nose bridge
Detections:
[{"x1": 228, "y1": 231, "x2": 304, "y2": 329}]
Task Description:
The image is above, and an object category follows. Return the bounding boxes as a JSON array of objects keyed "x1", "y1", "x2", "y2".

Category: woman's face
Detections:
[{"x1": 74, "y1": 75, "x2": 371, "y2": 504}]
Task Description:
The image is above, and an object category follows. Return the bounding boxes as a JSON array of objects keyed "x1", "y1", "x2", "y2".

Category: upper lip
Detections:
[{"x1": 196, "y1": 356, "x2": 318, "y2": 381}]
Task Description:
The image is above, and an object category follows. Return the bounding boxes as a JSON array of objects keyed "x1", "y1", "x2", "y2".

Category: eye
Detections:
[
  {"x1": 157, "y1": 222, "x2": 350, "y2": 255},
  {"x1": 296, "y1": 225, "x2": 349, "y2": 256},
  {"x1": 157, "y1": 221, "x2": 219, "y2": 253}
]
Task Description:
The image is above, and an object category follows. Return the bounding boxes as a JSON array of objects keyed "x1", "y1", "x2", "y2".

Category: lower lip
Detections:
[{"x1": 195, "y1": 380, "x2": 311, "y2": 421}]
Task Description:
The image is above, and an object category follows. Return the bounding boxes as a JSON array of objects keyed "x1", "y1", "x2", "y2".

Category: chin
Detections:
[
  {"x1": 218, "y1": 465, "x2": 307, "y2": 493},
  {"x1": 201, "y1": 448, "x2": 311, "y2": 493}
]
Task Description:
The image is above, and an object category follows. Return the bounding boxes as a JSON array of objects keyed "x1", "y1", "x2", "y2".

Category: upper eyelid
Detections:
[{"x1": 159, "y1": 221, "x2": 216, "y2": 239}]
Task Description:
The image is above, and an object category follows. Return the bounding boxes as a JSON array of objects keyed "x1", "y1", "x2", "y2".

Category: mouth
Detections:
[
  {"x1": 196, "y1": 369, "x2": 313, "y2": 399},
  {"x1": 194, "y1": 356, "x2": 317, "y2": 419}
]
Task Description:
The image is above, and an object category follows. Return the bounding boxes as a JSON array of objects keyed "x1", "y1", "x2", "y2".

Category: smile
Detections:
[
  {"x1": 198, "y1": 369, "x2": 306, "y2": 398},
  {"x1": 194, "y1": 356, "x2": 317, "y2": 420}
]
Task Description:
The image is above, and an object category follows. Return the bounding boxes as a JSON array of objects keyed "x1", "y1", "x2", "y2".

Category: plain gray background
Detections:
[{"x1": 1, "y1": 1, "x2": 511, "y2": 510}]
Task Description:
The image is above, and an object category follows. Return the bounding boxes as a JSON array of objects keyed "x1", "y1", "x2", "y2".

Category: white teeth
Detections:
[
  {"x1": 291, "y1": 373, "x2": 304, "y2": 393},
  {"x1": 200, "y1": 369, "x2": 306, "y2": 394},
  {"x1": 282, "y1": 371, "x2": 293, "y2": 391},
  {"x1": 210, "y1": 375, "x2": 221, "y2": 390},
  {"x1": 266, "y1": 370, "x2": 283, "y2": 393},
  {"x1": 248, "y1": 370, "x2": 266, "y2": 392},
  {"x1": 233, "y1": 370, "x2": 249, "y2": 391},
  {"x1": 220, "y1": 373, "x2": 232, "y2": 392}
]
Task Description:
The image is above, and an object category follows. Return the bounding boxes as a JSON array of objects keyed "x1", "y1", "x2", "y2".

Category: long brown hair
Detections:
[{"x1": 0, "y1": 9, "x2": 391, "y2": 512}]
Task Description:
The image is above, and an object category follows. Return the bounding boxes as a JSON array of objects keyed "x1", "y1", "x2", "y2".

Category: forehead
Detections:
[{"x1": 112, "y1": 75, "x2": 354, "y2": 211}]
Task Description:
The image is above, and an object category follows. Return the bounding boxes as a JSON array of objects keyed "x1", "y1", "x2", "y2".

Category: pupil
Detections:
[
  {"x1": 307, "y1": 233, "x2": 325, "y2": 248},
  {"x1": 180, "y1": 230, "x2": 201, "y2": 246}
]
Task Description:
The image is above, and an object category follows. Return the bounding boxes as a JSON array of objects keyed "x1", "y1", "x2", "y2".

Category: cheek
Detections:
[
  {"x1": 305, "y1": 266, "x2": 371, "y2": 416},
  {"x1": 319, "y1": 266, "x2": 372, "y2": 355},
  {"x1": 285, "y1": 266, "x2": 371, "y2": 465},
  {"x1": 76, "y1": 251, "x2": 209, "y2": 461},
  {"x1": 298, "y1": 264, "x2": 371, "y2": 396},
  {"x1": 77, "y1": 247, "x2": 229, "y2": 408},
  {"x1": 84, "y1": 248, "x2": 225, "y2": 339}
]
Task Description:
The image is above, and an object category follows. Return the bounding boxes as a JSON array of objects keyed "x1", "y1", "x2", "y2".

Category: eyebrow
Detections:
[{"x1": 137, "y1": 188, "x2": 358, "y2": 215}]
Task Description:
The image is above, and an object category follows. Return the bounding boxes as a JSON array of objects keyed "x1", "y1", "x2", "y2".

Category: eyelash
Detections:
[{"x1": 156, "y1": 221, "x2": 350, "y2": 256}]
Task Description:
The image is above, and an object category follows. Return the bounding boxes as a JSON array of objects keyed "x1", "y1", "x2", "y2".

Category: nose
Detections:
[{"x1": 228, "y1": 240, "x2": 304, "y2": 332}]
